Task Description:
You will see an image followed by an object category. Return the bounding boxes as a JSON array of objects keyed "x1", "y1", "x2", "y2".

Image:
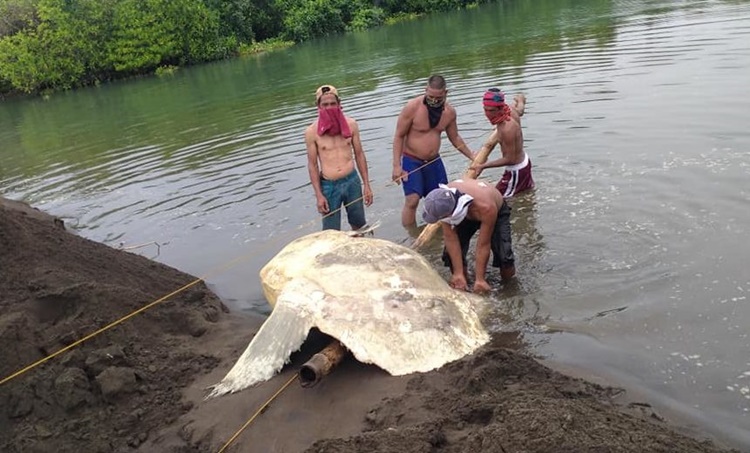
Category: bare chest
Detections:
[
  {"x1": 411, "y1": 106, "x2": 451, "y2": 133},
  {"x1": 316, "y1": 134, "x2": 353, "y2": 153},
  {"x1": 497, "y1": 122, "x2": 521, "y2": 145}
]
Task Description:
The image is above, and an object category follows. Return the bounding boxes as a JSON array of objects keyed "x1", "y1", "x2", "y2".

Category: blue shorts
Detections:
[
  {"x1": 401, "y1": 153, "x2": 448, "y2": 198},
  {"x1": 320, "y1": 170, "x2": 367, "y2": 231}
]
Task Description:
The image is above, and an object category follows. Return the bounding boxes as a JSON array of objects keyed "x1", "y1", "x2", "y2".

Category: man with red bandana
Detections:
[
  {"x1": 305, "y1": 85, "x2": 373, "y2": 231},
  {"x1": 392, "y1": 75, "x2": 475, "y2": 227},
  {"x1": 470, "y1": 88, "x2": 534, "y2": 198}
]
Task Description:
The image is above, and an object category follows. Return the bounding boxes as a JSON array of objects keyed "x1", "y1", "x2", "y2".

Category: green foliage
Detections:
[
  {"x1": 0, "y1": 0, "x2": 496, "y2": 96},
  {"x1": 0, "y1": 0, "x2": 40, "y2": 37},
  {"x1": 107, "y1": 0, "x2": 226, "y2": 73},
  {"x1": 384, "y1": 12, "x2": 422, "y2": 25},
  {"x1": 0, "y1": 0, "x2": 109, "y2": 92},
  {"x1": 238, "y1": 37, "x2": 295, "y2": 56},
  {"x1": 379, "y1": 0, "x2": 488, "y2": 15},
  {"x1": 155, "y1": 65, "x2": 179, "y2": 77},
  {"x1": 280, "y1": 0, "x2": 347, "y2": 42},
  {"x1": 205, "y1": 0, "x2": 283, "y2": 43},
  {"x1": 347, "y1": 6, "x2": 386, "y2": 32},
  {"x1": 106, "y1": 0, "x2": 174, "y2": 72}
]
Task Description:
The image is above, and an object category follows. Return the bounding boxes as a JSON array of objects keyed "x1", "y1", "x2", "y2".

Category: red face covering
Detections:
[
  {"x1": 483, "y1": 90, "x2": 512, "y2": 125},
  {"x1": 317, "y1": 106, "x2": 352, "y2": 138}
]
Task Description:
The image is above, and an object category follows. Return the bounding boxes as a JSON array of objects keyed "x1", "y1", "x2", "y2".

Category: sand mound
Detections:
[{"x1": 0, "y1": 198, "x2": 231, "y2": 452}]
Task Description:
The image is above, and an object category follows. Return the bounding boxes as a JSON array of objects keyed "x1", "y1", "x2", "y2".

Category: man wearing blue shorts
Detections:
[
  {"x1": 392, "y1": 75, "x2": 475, "y2": 227},
  {"x1": 305, "y1": 85, "x2": 373, "y2": 231}
]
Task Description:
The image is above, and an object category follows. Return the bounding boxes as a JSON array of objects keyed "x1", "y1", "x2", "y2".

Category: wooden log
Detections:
[
  {"x1": 298, "y1": 340, "x2": 348, "y2": 388},
  {"x1": 411, "y1": 129, "x2": 499, "y2": 250}
]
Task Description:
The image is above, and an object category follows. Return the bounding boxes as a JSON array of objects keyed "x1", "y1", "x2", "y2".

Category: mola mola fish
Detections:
[{"x1": 208, "y1": 229, "x2": 489, "y2": 397}]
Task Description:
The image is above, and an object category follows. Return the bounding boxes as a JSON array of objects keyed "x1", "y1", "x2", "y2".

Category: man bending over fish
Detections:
[{"x1": 422, "y1": 178, "x2": 516, "y2": 293}]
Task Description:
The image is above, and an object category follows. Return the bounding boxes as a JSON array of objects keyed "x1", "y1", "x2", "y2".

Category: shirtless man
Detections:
[
  {"x1": 422, "y1": 178, "x2": 515, "y2": 294},
  {"x1": 470, "y1": 88, "x2": 534, "y2": 198},
  {"x1": 305, "y1": 85, "x2": 373, "y2": 231},
  {"x1": 392, "y1": 75, "x2": 475, "y2": 226}
]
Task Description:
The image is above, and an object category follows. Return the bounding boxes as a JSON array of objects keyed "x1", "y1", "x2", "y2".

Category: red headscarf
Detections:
[
  {"x1": 483, "y1": 89, "x2": 512, "y2": 125},
  {"x1": 317, "y1": 106, "x2": 352, "y2": 138}
]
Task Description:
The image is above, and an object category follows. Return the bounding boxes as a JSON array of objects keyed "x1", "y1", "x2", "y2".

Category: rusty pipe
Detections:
[{"x1": 299, "y1": 340, "x2": 348, "y2": 388}]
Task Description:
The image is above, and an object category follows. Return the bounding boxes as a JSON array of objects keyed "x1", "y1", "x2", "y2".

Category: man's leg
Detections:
[
  {"x1": 321, "y1": 180, "x2": 342, "y2": 231},
  {"x1": 491, "y1": 201, "x2": 515, "y2": 279},
  {"x1": 402, "y1": 194, "x2": 420, "y2": 226},
  {"x1": 344, "y1": 173, "x2": 367, "y2": 230},
  {"x1": 496, "y1": 169, "x2": 516, "y2": 198},
  {"x1": 423, "y1": 157, "x2": 448, "y2": 193},
  {"x1": 515, "y1": 158, "x2": 535, "y2": 194},
  {"x1": 403, "y1": 222, "x2": 423, "y2": 239},
  {"x1": 400, "y1": 156, "x2": 424, "y2": 227}
]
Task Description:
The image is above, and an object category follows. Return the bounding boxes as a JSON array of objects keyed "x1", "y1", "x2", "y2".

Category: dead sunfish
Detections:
[{"x1": 208, "y1": 229, "x2": 489, "y2": 397}]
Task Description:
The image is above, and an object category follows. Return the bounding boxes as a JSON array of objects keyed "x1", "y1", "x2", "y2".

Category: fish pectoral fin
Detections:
[{"x1": 206, "y1": 295, "x2": 314, "y2": 398}]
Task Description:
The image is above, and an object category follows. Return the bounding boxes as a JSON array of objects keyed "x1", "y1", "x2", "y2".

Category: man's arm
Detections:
[
  {"x1": 480, "y1": 154, "x2": 514, "y2": 170},
  {"x1": 392, "y1": 102, "x2": 414, "y2": 184},
  {"x1": 350, "y1": 119, "x2": 373, "y2": 206},
  {"x1": 512, "y1": 93, "x2": 526, "y2": 117},
  {"x1": 305, "y1": 127, "x2": 328, "y2": 214},
  {"x1": 445, "y1": 109, "x2": 473, "y2": 160},
  {"x1": 442, "y1": 223, "x2": 467, "y2": 291},
  {"x1": 473, "y1": 203, "x2": 498, "y2": 293}
]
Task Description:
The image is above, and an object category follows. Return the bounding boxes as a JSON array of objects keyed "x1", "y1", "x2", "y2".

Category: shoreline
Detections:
[{"x1": 0, "y1": 196, "x2": 740, "y2": 452}]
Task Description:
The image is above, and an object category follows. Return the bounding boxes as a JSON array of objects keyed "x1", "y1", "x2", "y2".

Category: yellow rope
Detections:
[
  {"x1": 216, "y1": 374, "x2": 299, "y2": 453},
  {"x1": 0, "y1": 250, "x2": 253, "y2": 387}
]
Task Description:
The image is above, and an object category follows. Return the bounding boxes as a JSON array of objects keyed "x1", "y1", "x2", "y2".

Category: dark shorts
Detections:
[
  {"x1": 401, "y1": 153, "x2": 448, "y2": 198},
  {"x1": 320, "y1": 170, "x2": 367, "y2": 231},
  {"x1": 442, "y1": 200, "x2": 514, "y2": 271},
  {"x1": 496, "y1": 157, "x2": 534, "y2": 198}
]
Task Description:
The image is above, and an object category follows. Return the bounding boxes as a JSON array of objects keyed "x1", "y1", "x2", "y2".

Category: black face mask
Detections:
[{"x1": 423, "y1": 96, "x2": 445, "y2": 129}]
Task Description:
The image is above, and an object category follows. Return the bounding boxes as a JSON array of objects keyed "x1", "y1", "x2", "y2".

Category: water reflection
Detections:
[{"x1": 487, "y1": 191, "x2": 546, "y2": 332}]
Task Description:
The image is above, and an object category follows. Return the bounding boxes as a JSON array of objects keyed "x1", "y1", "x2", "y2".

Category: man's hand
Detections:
[
  {"x1": 469, "y1": 163, "x2": 485, "y2": 177},
  {"x1": 513, "y1": 94, "x2": 526, "y2": 117},
  {"x1": 316, "y1": 194, "x2": 329, "y2": 214},
  {"x1": 392, "y1": 166, "x2": 408, "y2": 185},
  {"x1": 473, "y1": 279, "x2": 491, "y2": 294},
  {"x1": 449, "y1": 273, "x2": 468, "y2": 291},
  {"x1": 363, "y1": 185, "x2": 373, "y2": 206}
]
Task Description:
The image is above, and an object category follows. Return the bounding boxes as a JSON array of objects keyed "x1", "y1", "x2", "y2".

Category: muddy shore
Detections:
[{"x1": 0, "y1": 197, "x2": 739, "y2": 452}]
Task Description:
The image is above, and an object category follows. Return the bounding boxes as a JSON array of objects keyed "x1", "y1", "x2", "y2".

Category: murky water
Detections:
[{"x1": 2, "y1": 0, "x2": 749, "y2": 448}]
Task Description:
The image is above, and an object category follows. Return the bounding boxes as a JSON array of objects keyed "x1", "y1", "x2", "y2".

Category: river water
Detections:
[{"x1": 1, "y1": 0, "x2": 749, "y2": 448}]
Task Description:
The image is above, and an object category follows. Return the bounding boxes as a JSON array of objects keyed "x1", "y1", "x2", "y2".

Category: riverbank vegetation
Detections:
[{"x1": 0, "y1": 0, "x2": 492, "y2": 96}]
